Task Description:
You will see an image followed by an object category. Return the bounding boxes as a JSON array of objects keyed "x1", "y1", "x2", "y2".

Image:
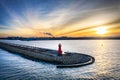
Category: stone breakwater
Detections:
[{"x1": 0, "y1": 42, "x2": 95, "y2": 68}]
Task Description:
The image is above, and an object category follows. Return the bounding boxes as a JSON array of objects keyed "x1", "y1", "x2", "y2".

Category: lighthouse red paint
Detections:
[{"x1": 58, "y1": 43, "x2": 62, "y2": 55}]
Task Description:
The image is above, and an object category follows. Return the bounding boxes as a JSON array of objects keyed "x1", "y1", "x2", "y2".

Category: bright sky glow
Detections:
[{"x1": 96, "y1": 27, "x2": 107, "y2": 34}]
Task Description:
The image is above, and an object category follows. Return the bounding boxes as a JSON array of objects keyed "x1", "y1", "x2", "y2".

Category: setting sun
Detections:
[{"x1": 96, "y1": 27, "x2": 107, "y2": 34}]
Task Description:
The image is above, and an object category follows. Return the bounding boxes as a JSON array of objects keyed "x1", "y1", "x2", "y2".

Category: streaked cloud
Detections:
[{"x1": 0, "y1": 0, "x2": 120, "y2": 37}]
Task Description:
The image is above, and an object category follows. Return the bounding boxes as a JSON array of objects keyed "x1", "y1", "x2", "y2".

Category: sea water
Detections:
[{"x1": 0, "y1": 40, "x2": 120, "y2": 80}]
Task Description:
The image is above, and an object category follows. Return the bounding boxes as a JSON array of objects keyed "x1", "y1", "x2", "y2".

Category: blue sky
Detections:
[{"x1": 0, "y1": 0, "x2": 120, "y2": 37}]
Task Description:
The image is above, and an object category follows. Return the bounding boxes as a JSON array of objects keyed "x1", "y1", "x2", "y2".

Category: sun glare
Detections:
[{"x1": 96, "y1": 27, "x2": 107, "y2": 34}]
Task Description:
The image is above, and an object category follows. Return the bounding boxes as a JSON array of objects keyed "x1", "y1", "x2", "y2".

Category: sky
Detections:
[{"x1": 0, "y1": 0, "x2": 120, "y2": 37}]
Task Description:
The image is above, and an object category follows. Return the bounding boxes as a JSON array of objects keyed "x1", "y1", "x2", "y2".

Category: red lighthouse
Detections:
[{"x1": 58, "y1": 43, "x2": 62, "y2": 56}]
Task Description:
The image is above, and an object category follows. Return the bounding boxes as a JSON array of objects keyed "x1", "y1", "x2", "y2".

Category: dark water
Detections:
[{"x1": 0, "y1": 40, "x2": 120, "y2": 80}]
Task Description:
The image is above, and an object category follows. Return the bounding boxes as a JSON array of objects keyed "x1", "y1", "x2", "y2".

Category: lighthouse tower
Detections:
[{"x1": 58, "y1": 43, "x2": 62, "y2": 56}]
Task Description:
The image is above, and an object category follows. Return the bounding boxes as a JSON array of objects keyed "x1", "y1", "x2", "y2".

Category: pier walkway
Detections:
[{"x1": 0, "y1": 42, "x2": 95, "y2": 68}]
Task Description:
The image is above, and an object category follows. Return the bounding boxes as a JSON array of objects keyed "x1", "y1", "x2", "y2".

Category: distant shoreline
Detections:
[{"x1": 0, "y1": 37, "x2": 120, "y2": 41}]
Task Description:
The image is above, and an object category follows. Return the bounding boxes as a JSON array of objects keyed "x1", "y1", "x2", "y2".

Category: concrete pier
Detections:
[{"x1": 0, "y1": 42, "x2": 95, "y2": 68}]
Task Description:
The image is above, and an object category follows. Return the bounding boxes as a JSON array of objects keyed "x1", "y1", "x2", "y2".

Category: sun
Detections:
[{"x1": 96, "y1": 27, "x2": 107, "y2": 34}]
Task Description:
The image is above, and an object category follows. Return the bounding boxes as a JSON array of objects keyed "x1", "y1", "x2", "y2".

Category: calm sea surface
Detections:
[{"x1": 0, "y1": 40, "x2": 120, "y2": 80}]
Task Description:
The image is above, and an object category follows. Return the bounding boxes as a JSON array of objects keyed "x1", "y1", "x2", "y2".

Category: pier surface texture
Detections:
[{"x1": 0, "y1": 42, "x2": 95, "y2": 68}]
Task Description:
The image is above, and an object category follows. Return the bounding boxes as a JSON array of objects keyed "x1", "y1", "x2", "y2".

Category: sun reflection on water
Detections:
[{"x1": 94, "y1": 40, "x2": 113, "y2": 75}]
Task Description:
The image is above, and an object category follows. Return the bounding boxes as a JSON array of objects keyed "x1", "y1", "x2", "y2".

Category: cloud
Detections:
[
  {"x1": 0, "y1": 26, "x2": 9, "y2": 30},
  {"x1": 0, "y1": 0, "x2": 120, "y2": 37},
  {"x1": 42, "y1": 32, "x2": 54, "y2": 37}
]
